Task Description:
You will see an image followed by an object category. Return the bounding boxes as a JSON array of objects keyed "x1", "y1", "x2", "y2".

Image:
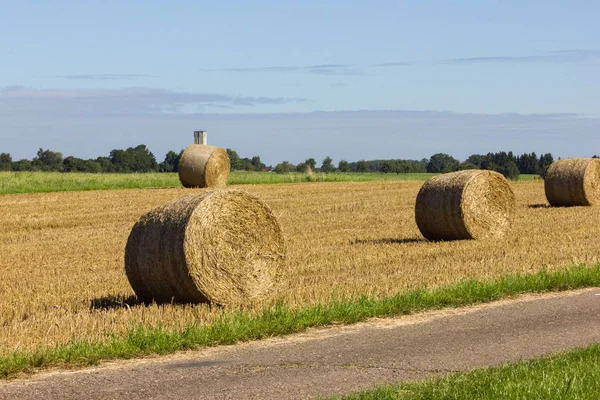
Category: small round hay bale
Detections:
[
  {"x1": 178, "y1": 144, "x2": 230, "y2": 188},
  {"x1": 415, "y1": 170, "x2": 515, "y2": 241},
  {"x1": 124, "y1": 189, "x2": 285, "y2": 305},
  {"x1": 544, "y1": 158, "x2": 600, "y2": 207}
]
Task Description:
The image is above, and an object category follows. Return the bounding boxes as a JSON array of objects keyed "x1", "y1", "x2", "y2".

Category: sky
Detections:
[{"x1": 1, "y1": 0, "x2": 599, "y2": 165}]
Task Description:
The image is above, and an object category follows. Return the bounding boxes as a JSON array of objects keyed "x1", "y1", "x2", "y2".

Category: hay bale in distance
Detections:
[
  {"x1": 415, "y1": 170, "x2": 516, "y2": 241},
  {"x1": 544, "y1": 158, "x2": 600, "y2": 207},
  {"x1": 178, "y1": 144, "x2": 230, "y2": 188},
  {"x1": 124, "y1": 189, "x2": 285, "y2": 305}
]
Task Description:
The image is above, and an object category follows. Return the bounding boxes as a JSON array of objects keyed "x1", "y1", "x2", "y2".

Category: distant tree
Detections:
[
  {"x1": 305, "y1": 158, "x2": 317, "y2": 170},
  {"x1": 32, "y1": 148, "x2": 63, "y2": 172},
  {"x1": 96, "y1": 156, "x2": 115, "y2": 173},
  {"x1": 538, "y1": 153, "x2": 554, "y2": 178},
  {"x1": 0, "y1": 152, "x2": 12, "y2": 171},
  {"x1": 251, "y1": 156, "x2": 266, "y2": 171},
  {"x1": 516, "y1": 152, "x2": 539, "y2": 174},
  {"x1": 109, "y1": 144, "x2": 158, "y2": 172},
  {"x1": 338, "y1": 160, "x2": 350, "y2": 172},
  {"x1": 274, "y1": 161, "x2": 295, "y2": 174},
  {"x1": 381, "y1": 160, "x2": 397, "y2": 173},
  {"x1": 458, "y1": 162, "x2": 479, "y2": 170},
  {"x1": 593, "y1": 155, "x2": 599, "y2": 159},
  {"x1": 464, "y1": 154, "x2": 485, "y2": 168},
  {"x1": 11, "y1": 159, "x2": 32, "y2": 171},
  {"x1": 296, "y1": 162, "x2": 309, "y2": 173},
  {"x1": 356, "y1": 160, "x2": 368, "y2": 172},
  {"x1": 226, "y1": 149, "x2": 243, "y2": 170},
  {"x1": 427, "y1": 153, "x2": 459, "y2": 173},
  {"x1": 63, "y1": 156, "x2": 82, "y2": 172},
  {"x1": 321, "y1": 156, "x2": 335, "y2": 173},
  {"x1": 161, "y1": 150, "x2": 183, "y2": 172}
]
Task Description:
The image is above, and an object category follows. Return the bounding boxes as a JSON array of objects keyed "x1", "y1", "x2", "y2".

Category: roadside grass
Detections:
[
  {"x1": 1, "y1": 264, "x2": 598, "y2": 380},
  {"x1": 333, "y1": 344, "x2": 600, "y2": 400},
  {"x1": 0, "y1": 171, "x2": 538, "y2": 194}
]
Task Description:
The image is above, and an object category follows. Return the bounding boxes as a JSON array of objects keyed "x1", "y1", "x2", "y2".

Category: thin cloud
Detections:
[
  {"x1": 374, "y1": 49, "x2": 600, "y2": 67},
  {"x1": 443, "y1": 50, "x2": 600, "y2": 64},
  {"x1": 0, "y1": 86, "x2": 306, "y2": 117},
  {"x1": 203, "y1": 64, "x2": 367, "y2": 76},
  {"x1": 57, "y1": 74, "x2": 154, "y2": 80}
]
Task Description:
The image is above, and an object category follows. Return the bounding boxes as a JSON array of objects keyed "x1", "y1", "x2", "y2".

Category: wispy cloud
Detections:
[
  {"x1": 370, "y1": 61, "x2": 415, "y2": 67},
  {"x1": 441, "y1": 50, "x2": 600, "y2": 64},
  {"x1": 57, "y1": 74, "x2": 154, "y2": 80},
  {"x1": 203, "y1": 64, "x2": 367, "y2": 76},
  {"x1": 374, "y1": 49, "x2": 600, "y2": 68},
  {"x1": 0, "y1": 86, "x2": 306, "y2": 117}
]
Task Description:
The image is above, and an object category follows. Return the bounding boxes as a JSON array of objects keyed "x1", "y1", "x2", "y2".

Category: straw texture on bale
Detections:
[
  {"x1": 124, "y1": 189, "x2": 285, "y2": 305},
  {"x1": 178, "y1": 144, "x2": 230, "y2": 188},
  {"x1": 415, "y1": 170, "x2": 516, "y2": 241},
  {"x1": 544, "y1": 158, "x2": 600, "y2": 207}
]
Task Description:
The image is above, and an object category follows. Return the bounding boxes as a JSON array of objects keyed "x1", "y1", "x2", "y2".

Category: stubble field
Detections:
[{"x1": 1, "y1": 180, "x2": 599, "y2": 353}]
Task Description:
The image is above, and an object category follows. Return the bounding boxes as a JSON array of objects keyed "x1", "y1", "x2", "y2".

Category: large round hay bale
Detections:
[
  {"x1": 124, "y1": 189, "x2": 285, "y2": 305},
  {"x1": 544, "y1": 158, "x2": 600, "y2": 207},
  {"x1": 178, "y1": 144, "x2": 230, "y2": 188},
  {"x1": 415, "y1": 170, "x2": 515, "y2": 241}
]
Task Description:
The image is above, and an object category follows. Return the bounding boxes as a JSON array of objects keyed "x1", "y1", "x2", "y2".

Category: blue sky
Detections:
[{"x1": 1, "y1": 1, "x2": 599, "y2": 165}]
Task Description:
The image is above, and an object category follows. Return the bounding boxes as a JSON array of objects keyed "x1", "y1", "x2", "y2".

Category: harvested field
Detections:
[{"x1": 0, "y1": 181, "x2": 599, "y2": 352}]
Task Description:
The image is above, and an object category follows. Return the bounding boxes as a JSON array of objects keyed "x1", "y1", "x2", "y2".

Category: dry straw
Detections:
[
  {"x1": 544, "y1": 158, "x2": 600, "y2": 207},
  {"x1": 124, "y1": 189, "x2": 286, "y2": 305},
  {"x1": 415, "y1": 170, "x2": 516, "y2": 241},
  {"x1": 178, "y1": 144, "x2": 230, "y2": 188}
]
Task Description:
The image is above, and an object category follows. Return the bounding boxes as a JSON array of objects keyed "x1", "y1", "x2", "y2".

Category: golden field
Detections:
[{"x1": 1, "y1": 180, "x2": 599, "y2": 352}]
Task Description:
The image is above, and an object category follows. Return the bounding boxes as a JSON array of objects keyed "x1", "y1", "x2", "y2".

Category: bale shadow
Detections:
[
  {"x1": 89, "y1": 295, "x2": 144, "y2": 311},
  {"x1": 352, "y1": 238, "x2": 427, "y2": 245},
  {"x1": 528, "y1": 204, "x2": 551, "y2": 209}
]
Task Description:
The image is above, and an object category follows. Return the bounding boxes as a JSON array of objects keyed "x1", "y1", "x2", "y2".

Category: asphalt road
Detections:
[{"x1": 1, "y1": 288, "x2": 599, "y2": 400}]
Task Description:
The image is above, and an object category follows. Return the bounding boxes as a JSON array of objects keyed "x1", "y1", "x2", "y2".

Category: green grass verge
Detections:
[
  {"x1": 0, "y1": 172, "x2": 539, "y2": 195},
  {"x1": 1, "y1": 264, "x2": 599, "y2": 379},
  {"x1": 333, "y1": 344, "x2": 600, "y2": 399}
]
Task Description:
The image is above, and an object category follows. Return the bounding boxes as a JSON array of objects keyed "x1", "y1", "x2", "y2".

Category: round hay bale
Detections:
[
  {"x1": 415, "y1": 170, "x2": 515, "y2": 241},
  {"x1": 124, "y1": 189, "x2": 285, "y2": 305},
  {"x1": 544, "y1": 158, "x2": 600, "y2": 207},
  {"x1": 178, "y1": 144, "x2": 230, "y2": 188}
]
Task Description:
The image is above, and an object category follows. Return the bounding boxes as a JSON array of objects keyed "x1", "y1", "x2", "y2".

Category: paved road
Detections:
[{"x1": 2, "y1": 288, "x2": 599, "y2": 400}]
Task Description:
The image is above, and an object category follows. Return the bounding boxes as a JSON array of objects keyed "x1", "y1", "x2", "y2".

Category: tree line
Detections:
[
  {"x1": 0, "y1": 146, "x2": 597, "y2": 180},
  {"x1": 0, "y1": 146, "x2": 266, "y2": 174},
  {"x1": 273, "y1": 151, "x2": 583, "y2": 179}
]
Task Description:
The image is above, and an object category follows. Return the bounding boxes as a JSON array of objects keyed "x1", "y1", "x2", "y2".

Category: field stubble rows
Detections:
[{"x1": 0, "y1": 180, "x2": 599, "y2": 352}]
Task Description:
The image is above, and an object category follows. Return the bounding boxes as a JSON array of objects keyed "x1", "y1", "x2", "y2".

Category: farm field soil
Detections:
[{"x1": 0, "y1": 181, "x2": 599, "y2": 352}]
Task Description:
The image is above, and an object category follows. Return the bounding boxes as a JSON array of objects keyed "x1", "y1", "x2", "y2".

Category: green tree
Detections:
[
  {"x1": 338, "y1": 160, "x2": 350, "y2": 172},
  {"x1": 11, "y1": 159, "x2": 32, "y2": 171},
  {"x1": 109, "y1": 145, "x2": 158, "y2": 172},
  {"x1": 296, "y1": 162, "x2": 308, "y2": 173},
  {"x1": 458, "y1": 162, "x2": 479, "y2": 170},
  {"x1": 381, "y1": 160, "x2": 397, "y2": 173},
  {"x1": 32, "y1": 148, "x2": 64, "y2": 172},
  {"x1": 274, "y1": 161, "x2": 295, "y2": 174},
  {"x1": 426, "y1": 153, "x2": 459, "y2": 173},
  {"x1": 516, "y1": 152, "x2": 539, "y2": 174},
  {"x1": 321, "y1": 156, "x2": 334, "y2": 173},
  {"x1": 305, "y1": 158, "x2": 316, "y2": 170},
  {"x1": 356, "y1": 160, "x2": 368, "y2": 172},
  {"x1": 251, "y1": 156, "x2": 265, "y2": 171},
  {"x1": 539, "y1": 153, "x2": 554, "y2": 178},
  {"x1": 226, "y1": 149, "x2": 243, "y2": 170},
  {"x1": 0, "y1": 152, "x2": 12, "y2": 171},
  {"x1": 161, "y1": 150, "x2": 183, "y2": 172},
  {"x1": 465, "y1": 154, "x2": 485, "y2": 168}
]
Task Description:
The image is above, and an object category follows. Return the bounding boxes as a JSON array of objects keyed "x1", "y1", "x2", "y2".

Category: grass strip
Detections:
[
  {"x1": 0, "y1": 172, "x2": 539, "y2": 195},
  {"x1": 332, "y1": 344, "x2": 600, "y2": 399},
  {"x1": 1, "y1": 264, "x2": 598, "y2": 379}
]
